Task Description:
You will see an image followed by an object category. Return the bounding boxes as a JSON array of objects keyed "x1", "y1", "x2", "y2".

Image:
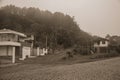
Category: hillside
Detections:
[{"x1": 0, "y1": 5, "x2": 92, "y2": 49}]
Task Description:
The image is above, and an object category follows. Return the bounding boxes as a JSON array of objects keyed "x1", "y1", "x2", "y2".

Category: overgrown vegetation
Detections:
[
  {"x1": 1, "y1": 5, "x2": 119, "y2": 55},
  {"x1": 90, "y1": 52, "x2": 120, "y2": 59},
  {"x1": 0, "y1": 5, "x2": 92, "y2": 50}
]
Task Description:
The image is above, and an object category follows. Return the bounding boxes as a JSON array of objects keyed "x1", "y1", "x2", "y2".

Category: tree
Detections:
[{"x1": 0, "y1": 5, "x2": 92, "y2": 50}]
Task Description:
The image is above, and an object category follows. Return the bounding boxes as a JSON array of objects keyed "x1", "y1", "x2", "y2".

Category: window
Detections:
[{"x1": 102, "y1": 41, "x2": 105, "y2": 44}]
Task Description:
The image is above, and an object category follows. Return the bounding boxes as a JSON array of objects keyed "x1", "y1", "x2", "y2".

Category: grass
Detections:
[
  {"x1": 20, "y1": 50, "x2": 120, "y2": 65},
  {"x1": 0, "y1": 56, "x2": 120, "y2": 80},
  {"x1": 0, "y1": 50, "x2": 120, "y2": 66},
  {"x1": 0, "y1": 50, "x2": 120, "y2": 80}
]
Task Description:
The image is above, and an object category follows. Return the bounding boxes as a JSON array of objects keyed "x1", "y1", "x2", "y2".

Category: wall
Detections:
[
  {"x1": 0, "y1": 46, "x2": 13, "y2": 56},
  {"x1": 21, "y1": 46, "x2": 31, "y2": 59},
  {"x1": 99, "y1": 41, "x2": 109, "y2": 47},
  {"x1": 94, "y1": 41, "x2": 109, "y2": 47}
]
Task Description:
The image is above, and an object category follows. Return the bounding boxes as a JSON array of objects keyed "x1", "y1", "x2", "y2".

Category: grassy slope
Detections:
[{"x1": 21, "y1": 50, "x2": 120, "y2": 65}]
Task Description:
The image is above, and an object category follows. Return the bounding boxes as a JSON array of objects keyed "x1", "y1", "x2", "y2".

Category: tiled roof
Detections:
[{"x1": 94, "y1": 37, "x2": 108, "y2": 41}]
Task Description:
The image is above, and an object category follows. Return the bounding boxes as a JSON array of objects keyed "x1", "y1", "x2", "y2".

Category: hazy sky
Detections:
[{"x1": 0, "y1": 0, "x2": 120, "y2": 37}]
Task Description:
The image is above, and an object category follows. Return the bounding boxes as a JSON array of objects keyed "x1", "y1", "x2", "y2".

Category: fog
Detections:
[{"x1": 0, "y1": 0, "x2": 120, "y2": 37}]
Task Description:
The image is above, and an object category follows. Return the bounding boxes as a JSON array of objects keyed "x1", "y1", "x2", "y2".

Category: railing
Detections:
[{"x1": 0, "y1": 41, "x2": 21, "y2": 46}]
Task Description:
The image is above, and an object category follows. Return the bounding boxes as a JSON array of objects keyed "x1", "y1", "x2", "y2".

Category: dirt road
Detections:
[{"x1": 0, "y1": 57, "x2": 120, "y2": 80}]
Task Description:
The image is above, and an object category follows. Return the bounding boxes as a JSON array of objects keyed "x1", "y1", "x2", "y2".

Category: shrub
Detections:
[
  {"x1": 66, "y1": 51, "x2": 73, "y2": 58},
  {"x1": 62, "y1": 56, "x2": 67, "y2": 60},
  {"x1": 116, "y1": 46, "x2": 120, "y2": 53},
  {"x1": 91, "y1": 53, "x2": 119, "y2": 59},
  {"x1": 62, "y1": 51, "x2": 73, "y2": 60},
  {"x1": 73, "y1": 46, "x2": 91, "y2": 55}
]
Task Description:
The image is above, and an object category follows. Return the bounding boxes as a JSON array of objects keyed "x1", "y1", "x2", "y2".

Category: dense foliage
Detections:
[
  {"x1": 0, "y1": 5, "x2": 92, "y2": 49},
  {"x1": 106, "y1": 35, "x2": 120, "y2": 53}
]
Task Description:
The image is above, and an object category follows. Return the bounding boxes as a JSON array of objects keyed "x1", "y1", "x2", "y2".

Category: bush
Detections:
[
  {"x1": 116, "y1": 46, "x2": 120, "y2": 53},
  {"x1": 62, "y1": 51, "x2": 73, "y2": 60},
  {"x1": 73, "y1": 46, "x2": 91, "y2": 55},
  {"x1": 66, "y1": 51, "x2": 73, "y2": 58},
  {"x1": 91, "y1": 53, "x2": 120, "y2": 59},
  {"x1": 62, "y1": 56, "x2": 67, "y2": 60}
]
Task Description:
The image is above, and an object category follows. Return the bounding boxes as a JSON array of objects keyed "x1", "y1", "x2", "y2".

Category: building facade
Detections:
[
  {"x1": 0, "y1": 29, "x2": 32, "y2": 63},
  {"x1": 94, "y1": 38, "x2": 109, "y2": 53}
]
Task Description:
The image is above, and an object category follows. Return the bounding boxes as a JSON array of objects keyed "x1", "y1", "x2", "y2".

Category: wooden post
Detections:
[
  {"x1": 97, "y1": 47, "x2": 100, "y2": 53},
  {"x1": 12, "y1": 47, "x2": 15, "y2": 63},
  {"x1": 6, "y1": 46, "x2": 9, "y2": 56},
  {"x1": 20, "y1": 46, "x2": 22, "y2": 59},
  {"x1": 31, "y1": 35, "x2": 34, "y2": 56},
  {"x1": 46, "y1": 36, "x2": 47, "y2": 49},
  {"x1": 31, "y1": 40, "x2": 33, "y2": 56}
]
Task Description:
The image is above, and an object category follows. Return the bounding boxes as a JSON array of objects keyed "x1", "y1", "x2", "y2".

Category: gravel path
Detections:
[{"x1": 0, "y1": 57, "x2": 120, "y2": 80}]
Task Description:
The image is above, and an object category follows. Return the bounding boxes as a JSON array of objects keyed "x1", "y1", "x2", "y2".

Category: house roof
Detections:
[
  {"x1": 94, "y1": 37, "x2": 109, "y2": 43},
  {"x1": 0, "y1": 28, "x2": 26, "y2": 37}
]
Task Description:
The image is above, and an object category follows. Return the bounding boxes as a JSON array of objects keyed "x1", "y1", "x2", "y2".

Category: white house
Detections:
[
  {"x1": 94, "y1": 38, "x2": 109, "y2": 53},
  {"x1": 0, "y1": 28, "x2": 32, "y2": 63}
]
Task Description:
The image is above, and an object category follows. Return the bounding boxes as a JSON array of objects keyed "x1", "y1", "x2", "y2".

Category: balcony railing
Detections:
[{"x1": 0, "y1": 41, "x2": 21, "y2": 46}]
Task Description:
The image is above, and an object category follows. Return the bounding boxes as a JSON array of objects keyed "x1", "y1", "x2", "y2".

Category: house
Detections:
[
  {"x1": 0, "y1": 28, "x2": 32, "y2": 63},
  {"x1": 94, "y1": 37, "x2": 109, "y2": 53}
]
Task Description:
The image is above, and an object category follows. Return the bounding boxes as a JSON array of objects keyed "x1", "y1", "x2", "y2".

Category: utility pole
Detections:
[
  {"x1": 31, "y1": 35, "x2": 34, "y2": 56},
  {"x1": 46, "y1": 36, "x2": 48, "y2": 49}
]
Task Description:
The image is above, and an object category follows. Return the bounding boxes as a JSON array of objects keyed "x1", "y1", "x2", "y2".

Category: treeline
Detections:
[{"x1": 0, "y1": 5, "x2": 92, "y2": 49}]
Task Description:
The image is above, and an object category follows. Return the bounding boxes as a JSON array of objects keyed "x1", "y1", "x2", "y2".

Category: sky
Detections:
[{"x1": 0, "y1": 0, "x2": 120, "y2": 37}]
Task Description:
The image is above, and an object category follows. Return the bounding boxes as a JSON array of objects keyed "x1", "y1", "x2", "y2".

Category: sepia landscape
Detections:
[{"x1": 0, "y1": 0, "x2": 120, "y2": 80}]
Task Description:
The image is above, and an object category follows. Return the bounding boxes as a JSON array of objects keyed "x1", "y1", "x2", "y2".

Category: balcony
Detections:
[{"x1": 0, "y1": 41, "x2": 21, "y2": 46}]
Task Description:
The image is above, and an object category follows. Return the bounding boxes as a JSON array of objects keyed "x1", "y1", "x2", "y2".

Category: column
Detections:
[
  {"x1": 12, "y1": 47, "x2": 15, "y2": 63},
  {"x1": 37, "y1": 47, "x2": 40, "y2": 56}
]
